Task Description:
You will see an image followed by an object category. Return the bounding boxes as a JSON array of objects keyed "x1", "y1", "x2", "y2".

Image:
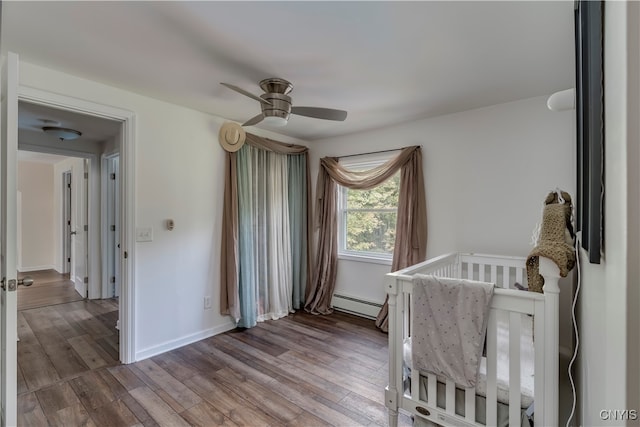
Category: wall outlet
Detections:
[{"x1": 203, "y1": 296, "x2": 212, "y2": 309}]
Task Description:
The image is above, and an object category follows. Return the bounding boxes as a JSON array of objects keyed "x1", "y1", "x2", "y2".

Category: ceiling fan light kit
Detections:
[
  {"x1": 262, "y1": 115, "x2": 288, "y2": 127},
  {"x1": 220, "y1": 77, "x2": 348, "y2": 127},
  {"x1": 42, "y1": 126, "x2": 82, "y2": 141}
]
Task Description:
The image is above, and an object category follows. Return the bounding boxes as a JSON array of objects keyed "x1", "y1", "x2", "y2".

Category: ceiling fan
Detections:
[{"x1": 221, "y1": 78, "x2": 348, "y2": 127}]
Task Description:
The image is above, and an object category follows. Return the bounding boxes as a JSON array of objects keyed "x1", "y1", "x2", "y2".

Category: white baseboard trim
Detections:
[
  {"x1": 18, "y1": 265, "x2": 57, "y2": 273},
  {"x1": 331, "y1": 293, "x2": 383, "y2": 320},
  {"x1": 135, "y1": 320, "x2": 236, "y2": 362}
]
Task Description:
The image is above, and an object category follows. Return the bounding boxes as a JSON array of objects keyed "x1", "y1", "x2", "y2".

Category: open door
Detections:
[{"x1": 0, "y1": 52, "x2": 20, "y2": 426}]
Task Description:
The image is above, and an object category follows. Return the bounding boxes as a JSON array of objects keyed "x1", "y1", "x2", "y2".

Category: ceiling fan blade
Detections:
[
  {"x1": 242, "y1": 114, "x2": 264, "y2": 127},
  {"x1": 220, "y1": 83, "x2": 272, "y2": 105},
  {"x1": 291, "y1": 106, "x2": 347, "y2": 121}
]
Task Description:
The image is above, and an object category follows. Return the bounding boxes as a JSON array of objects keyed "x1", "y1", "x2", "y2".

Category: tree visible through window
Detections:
[{"x1": 339, "y1": 168, "x2": 400, "y2": 260}]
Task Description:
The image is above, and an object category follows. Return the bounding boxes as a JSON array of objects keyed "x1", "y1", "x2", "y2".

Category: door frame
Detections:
[
  {"x1": 62, "y1": 170, "x2": 72, "y2": 274},
  {"x1": 101, "y1": 153, "x2": 120, "y2": 299},
  {"x1": 18, "y1": 86, "x2": 137, "y2": 364}
]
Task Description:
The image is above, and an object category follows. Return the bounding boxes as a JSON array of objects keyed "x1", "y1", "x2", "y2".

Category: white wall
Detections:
[
  {"x1": 310, "y1": 95, "x2": 576, "y2": 346},
  {"x1": 18, "y1": 60, "x2": 307, "y2": 360},
  {"x1": 17, "y1": 160, "x2": 55, "y2": 271},
  {"x1": 577, "y1": 2, "x2": 640, "y2": 425}
]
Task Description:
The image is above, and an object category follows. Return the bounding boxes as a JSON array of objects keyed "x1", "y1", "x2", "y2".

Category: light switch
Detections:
[{"x1": 136, "y1": 227, "x2": 153, "y2": 242}]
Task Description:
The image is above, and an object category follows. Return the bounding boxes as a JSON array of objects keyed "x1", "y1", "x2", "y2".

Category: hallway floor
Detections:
[{"x1": 17, "y1": 270, "x2": 84, "y2": 311}]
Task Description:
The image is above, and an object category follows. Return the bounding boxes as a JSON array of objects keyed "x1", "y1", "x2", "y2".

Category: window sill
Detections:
[{"x1": 337, "y1": 253, "x2": 392, "y2": 266}]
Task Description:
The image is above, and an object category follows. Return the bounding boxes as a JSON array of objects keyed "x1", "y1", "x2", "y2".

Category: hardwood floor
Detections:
[
  {"x1": 17, "y1": 270, "x2": 84, "y2": 311},
  {"x1": 18, "y1": 305, "x2": 412, "y2": 426}
]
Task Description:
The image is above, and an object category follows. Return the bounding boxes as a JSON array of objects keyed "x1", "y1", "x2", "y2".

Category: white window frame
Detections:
[{"x1": 337, "y1": 152, "x2": 399, "y2": 265}]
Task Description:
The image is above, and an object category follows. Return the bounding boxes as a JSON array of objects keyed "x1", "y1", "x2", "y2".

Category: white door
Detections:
[
  {"x1": 0, "y1": 52, "x2": 20, "y2": 426},
  {"x1": 72, "y1": 159, "x2": 88, "y2": 297}
]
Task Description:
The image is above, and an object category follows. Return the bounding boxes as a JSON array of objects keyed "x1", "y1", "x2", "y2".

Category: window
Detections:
[{"x1": 338, "y1": 156, "x2": 400, "y2": 263}]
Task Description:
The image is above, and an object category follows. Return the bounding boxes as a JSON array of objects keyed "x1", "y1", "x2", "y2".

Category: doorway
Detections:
[
  {"x1": 16, "y1": 152, "x2": 87, "y2": 311},
  {"x1": 18, "y1": 94, "x2": 128, "y2": 363},
  {"x1": 18, "y1": 86, "x2": 136, "y2": 363}
]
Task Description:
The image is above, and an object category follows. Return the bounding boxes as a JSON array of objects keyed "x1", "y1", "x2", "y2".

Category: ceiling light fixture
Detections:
[
  {"x1": 42, "y1": 126, "x2": 82, "y2": 141},
  {"x1": 262, "y1": 115, "x2": 288, "y2": 127}
]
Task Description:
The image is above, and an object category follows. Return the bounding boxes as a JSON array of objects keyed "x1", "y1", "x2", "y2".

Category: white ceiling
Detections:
[
  {"x1": 1, "y1": 1, "x2": 575, "y2": 141},
  {"x1": 19, "y1": 101, "x2": 122, "y2": 144}
]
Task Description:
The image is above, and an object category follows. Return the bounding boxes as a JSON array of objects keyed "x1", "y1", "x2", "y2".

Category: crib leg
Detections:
[{"x1": 389, "y1": 409, "x2": 399, "y2": 427}]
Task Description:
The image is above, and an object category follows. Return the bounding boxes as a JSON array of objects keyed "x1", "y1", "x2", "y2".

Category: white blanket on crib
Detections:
[
  {"x1": 403, "y1": 312, "x2": 536, "y2": 408},
  {"x1": 411, "y1": 274, "x2": 494, "y2": 388}
]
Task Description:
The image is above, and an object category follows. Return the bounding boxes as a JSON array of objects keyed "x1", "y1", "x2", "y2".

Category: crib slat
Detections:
[
  {"x1": 479, "y1": 264, "x2": 486, "y2": 281},
  {"x1": 446, "y1": 380, "x2": 455, "y2": 414},
  {"x1": 465, "y1": 388, "x2": 475, "y2": 422},
  {"x1": 467, "y1": 262, "x2": 474, "y2": 279},
  {"x1": 411, "y1": 367, "x2": 420, "y2": 400},
  {"x1": 397, "y1": 282, "x2": 407, "y2": 393},
  {"x1": 486, "y1": 310, "x2": 498, "y2": 426},
  {"x1": 516, "y1": 267, "x2": 524, "y2": 288},
  {"x1": 490, "y1": 264, "x2": 497, "y2": 284},
  {"x1": 428, "y1": 375, "x2": 437, "y2": 407},
  {"x1": 534, "y1": 300, "x2": 546, "y2": 426},
  {"x1": 502, "y1": 266, "x2": 510, "y2": 288},
  {"x1": 403, "y1": 293, "x2": 410, "y2": 340},
  {"x1": 509, "y1": 312, "x2": 522, "y2": 426}
]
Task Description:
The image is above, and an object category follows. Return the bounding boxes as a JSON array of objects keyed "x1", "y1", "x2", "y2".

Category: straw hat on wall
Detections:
[{"x1": 218, "y1": 122, "x2": 246, "y2": 152}]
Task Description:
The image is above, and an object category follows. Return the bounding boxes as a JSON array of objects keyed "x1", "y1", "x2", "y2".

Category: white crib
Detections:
[{"x1": 385, "y1": 252, "x2": 562, "y2": 427}]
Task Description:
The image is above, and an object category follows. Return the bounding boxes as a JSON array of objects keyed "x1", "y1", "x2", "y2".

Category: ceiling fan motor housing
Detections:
[
  {"x1": 260, "y1": 92, "x2": 292, "y2": 120},
  {"x1": 259, "y1": 78, "x2": 293, "y2": 95}
]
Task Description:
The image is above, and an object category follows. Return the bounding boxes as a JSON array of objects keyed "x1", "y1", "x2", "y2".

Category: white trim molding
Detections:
[
  {"x1": 135, "y1": 322, "x2": 236, "y2": 362},
  {"x1": 17, "y1": 265, "x2": 56, "y2": 273}
]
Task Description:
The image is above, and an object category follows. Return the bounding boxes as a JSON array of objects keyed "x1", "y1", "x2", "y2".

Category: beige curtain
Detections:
[
  {"x1": 304, "y1": 146, "x2": 427, "y2": 331},
  {"x1": 219, "y1": 133, "x2": 312, "y2": 321},
  {"x1": 220, "y1": 151, "x2": 239, "y2": 319}
]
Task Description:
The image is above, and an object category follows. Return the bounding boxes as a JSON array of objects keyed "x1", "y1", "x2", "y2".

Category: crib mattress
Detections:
[{"x1": 403, "y1": 312, "x2": 535, "y2": 409}]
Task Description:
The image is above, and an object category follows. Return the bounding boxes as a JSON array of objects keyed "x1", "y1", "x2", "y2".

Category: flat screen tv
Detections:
[{"x1": 575, "y1": 0, "x2": 604, "y2": 264}]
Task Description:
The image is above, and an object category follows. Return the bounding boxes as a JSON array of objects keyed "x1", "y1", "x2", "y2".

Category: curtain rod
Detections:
[{"x1": 338, "y1": 146, "x2": 413, "y2": 159}]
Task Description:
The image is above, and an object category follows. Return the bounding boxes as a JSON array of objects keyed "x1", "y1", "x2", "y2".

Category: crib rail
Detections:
[
  {"x1": 459, "y1": 253, "x2": 528, "y2": 289},
  {"x1": 384, "y1": 253, "x2": 561, "y2": 427}
]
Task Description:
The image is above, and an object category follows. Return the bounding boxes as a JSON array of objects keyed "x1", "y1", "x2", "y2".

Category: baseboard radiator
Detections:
[{"x1": 331, "y1": 294, "x2": 383, "y2": 320}]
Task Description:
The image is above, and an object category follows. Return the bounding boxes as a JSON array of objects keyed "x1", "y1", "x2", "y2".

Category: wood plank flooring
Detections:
[
  {"x1": 18, "y1": 306, "x2": 412, "y2": 426},
  {"x1": 18, "y1": 270, "x2": 84, "y2": 311}
]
